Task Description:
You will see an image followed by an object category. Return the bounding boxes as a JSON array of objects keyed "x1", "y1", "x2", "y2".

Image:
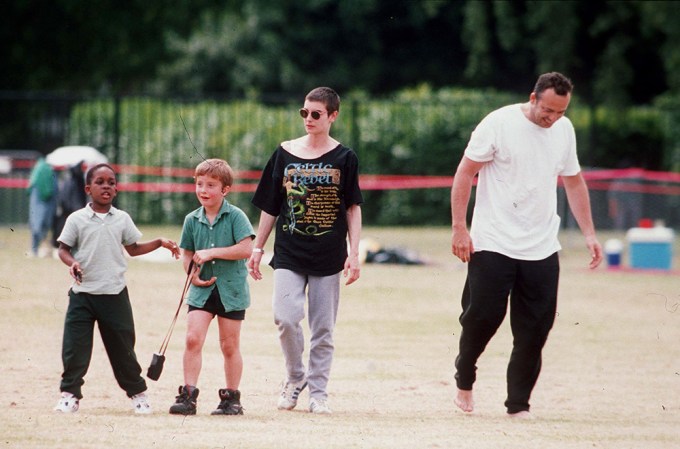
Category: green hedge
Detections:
[{"x1": 65, "y1": 89, "x2": 674, "y2": 225}]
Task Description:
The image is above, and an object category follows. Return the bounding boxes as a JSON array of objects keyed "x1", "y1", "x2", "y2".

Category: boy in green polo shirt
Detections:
[{"x1": 169, "y1": 159, "x2": 254, "y2": 416}]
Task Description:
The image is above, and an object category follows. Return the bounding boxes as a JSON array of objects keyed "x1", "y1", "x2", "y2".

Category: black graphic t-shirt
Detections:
[{"x1": 252, "y1": 144, "x2": 363, "y2": 276}]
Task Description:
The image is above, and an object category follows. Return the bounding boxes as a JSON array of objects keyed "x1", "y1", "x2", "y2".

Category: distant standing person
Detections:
[
  {"x1": 450, "y1": 72, "x2": 603, "y2": 418},
  {"x1": 27, "y1": 157, "x2": 58, "y2": 257},
  {"x1": 52, "y1": 161, "x2": 88, "y2": 250},
  {"x1": 247, "y1": 87, "x2": 363, "y2": 414},
  {"x1": 169, "y1": 159, "x2": 254, "y2": 416},
  {"x1": 54, "y1": 163, "x2": 180, "y2": 414}
]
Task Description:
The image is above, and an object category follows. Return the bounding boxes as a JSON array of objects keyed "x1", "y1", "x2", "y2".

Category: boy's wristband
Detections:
[{"x1": 252, "y1": 248, "x2": 265, "y2": 254}]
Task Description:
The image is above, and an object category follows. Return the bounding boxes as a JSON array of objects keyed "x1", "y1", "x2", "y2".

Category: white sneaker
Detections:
[
  {"x1": 131, "y1": 392, "x2": 152, "y2": 414},
  {"x1": 54, "y1": 392, "x2": 79, "y2": 413},
  {"x1": 309, "y1": 397, "x2": 332, "y2": 414},
  {"x1": 277, "y1": 378, "x2": 308, "y2": 410}
]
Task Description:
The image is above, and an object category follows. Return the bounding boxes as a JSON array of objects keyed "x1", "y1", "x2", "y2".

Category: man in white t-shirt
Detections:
[{"x1": 450, "y1": 72, "x2": 603, "y2": 418}]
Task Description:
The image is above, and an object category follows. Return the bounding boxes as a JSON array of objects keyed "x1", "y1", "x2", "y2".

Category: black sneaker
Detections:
[
  {"x1": 169, "y1": 385, "x2": 199, "y2": 415},
  {"x1": 210, "y1": 389, "x2": 244, "y2": 415}
]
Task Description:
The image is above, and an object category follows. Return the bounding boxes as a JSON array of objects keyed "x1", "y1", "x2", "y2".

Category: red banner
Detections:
[{"x1": 3, "y1": 165, "x2": 680, "y2": 194}]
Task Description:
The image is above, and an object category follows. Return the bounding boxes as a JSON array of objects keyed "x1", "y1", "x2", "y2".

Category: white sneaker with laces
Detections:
[
  {"x1": 131, "y1": 392, "x2": 152, "y2": 414},
  {"x1": 277, "y1": 378, "x2": 308, "y2": 410},
  {"x1": 309, "y1": 397, "x2": 332, "y2": 414},
  {"x1": 54, "y1": 392, "x2": 79, "y2": 413}
]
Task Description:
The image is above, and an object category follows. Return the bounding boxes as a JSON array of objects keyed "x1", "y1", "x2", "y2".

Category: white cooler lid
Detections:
[{"x1": 625, "y1": 227, "x2": 675, "y2": 243}]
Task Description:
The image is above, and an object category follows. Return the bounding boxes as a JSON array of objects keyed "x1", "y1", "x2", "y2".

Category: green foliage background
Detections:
[
  {"x1": 3, "y1": 1, "x2": 680, "y2": 105},
  {"x1": 64, "y1": 87, "x2": 668, "y2": 225}
]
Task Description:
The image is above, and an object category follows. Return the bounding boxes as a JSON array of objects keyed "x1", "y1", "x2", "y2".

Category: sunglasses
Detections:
[{"x1": 299, "y1": 108, "x2": 327, "y2": 120}]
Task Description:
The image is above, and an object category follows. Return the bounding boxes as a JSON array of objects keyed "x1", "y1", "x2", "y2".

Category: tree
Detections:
[
  {"x1": 0, "y1": 0, "x2": 223, "y2": 93},
  {"x1": 151, "y1": 0, "x2": 468, "y2": 97},
  {"x1": 2, "y1": 0, "x2": 679, "y2": 105},
  {"x1": 640, "y1": 1, "x2": 680, "y2": 94}
]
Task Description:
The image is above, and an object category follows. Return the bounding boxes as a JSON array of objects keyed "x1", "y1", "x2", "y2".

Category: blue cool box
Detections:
[{"x1": 626, "y1": 227, "x2": 674, "y2": 270}]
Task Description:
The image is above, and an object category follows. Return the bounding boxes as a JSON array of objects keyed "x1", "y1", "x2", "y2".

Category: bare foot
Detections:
[
  {"x1": 454, "y1": 389, "x2": 474, "y2": 412},
  {"x1": 507, "y1": 410, "x2": 532, "y2": 419}
]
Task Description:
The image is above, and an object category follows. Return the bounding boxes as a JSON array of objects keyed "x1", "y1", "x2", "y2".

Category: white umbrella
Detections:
[{"x1": 46, "y1": 146, "x2": 108, "y2": 167}]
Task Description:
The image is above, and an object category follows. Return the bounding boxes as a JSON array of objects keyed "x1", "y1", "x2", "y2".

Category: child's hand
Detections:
[
  {"x1": 192, "y1": 249, "x2": 213, "y2": 265},
  {"x1": 161, "y1": 238, "x2": 180, "y2": 259},
  {"x1": 70, "y1": 263, "x2": 83, "y2": 284},
  {"x1": 190, "y1": 263, "x2": 216, "y2": 287}
]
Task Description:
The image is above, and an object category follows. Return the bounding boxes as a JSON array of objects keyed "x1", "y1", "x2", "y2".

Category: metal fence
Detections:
[{"x1": 1, "y1": 92, "x2": 679, "y2": 231}]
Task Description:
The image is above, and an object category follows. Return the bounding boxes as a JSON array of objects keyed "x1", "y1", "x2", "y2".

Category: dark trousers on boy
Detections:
[{"x1": 60, "y1": 287, "x2": 147, "y2": 399}]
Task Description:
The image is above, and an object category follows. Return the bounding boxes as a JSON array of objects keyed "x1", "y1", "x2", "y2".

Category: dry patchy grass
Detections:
[{"x1": 1, "y1": 226, "x2": 679, "y2": 448}]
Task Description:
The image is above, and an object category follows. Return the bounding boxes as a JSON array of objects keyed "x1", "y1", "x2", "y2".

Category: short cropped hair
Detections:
[
  {"x1": 194, "y1": 158, "x2": 234, "y2": 187},
  {"x1": 85, "y1": 163, "x2": 116, "y2": 184},
  {"x1": 306, "y1": 87, "x2": 340, "y2": 114},
  {"x1": 534, "y1": 72, "x2": 574, "y2": 98}
]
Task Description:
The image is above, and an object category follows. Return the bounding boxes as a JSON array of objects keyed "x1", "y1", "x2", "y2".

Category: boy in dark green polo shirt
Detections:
[{"x1": 169, "y1": 159, "x2": 254, "y2": 416}]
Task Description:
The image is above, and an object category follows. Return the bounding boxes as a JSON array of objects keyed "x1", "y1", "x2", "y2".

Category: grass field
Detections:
[{"x1": 1, "y1": 225, "x2": 679, "y2": 449}]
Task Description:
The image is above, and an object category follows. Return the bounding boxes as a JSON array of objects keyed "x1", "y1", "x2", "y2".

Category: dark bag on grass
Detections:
[
  {"x1": 146, "y1": 261, "x2": 194, "y2": 381},
  {"x1": 146, "y1": 352, "x2": 165, "y2": 381}
]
